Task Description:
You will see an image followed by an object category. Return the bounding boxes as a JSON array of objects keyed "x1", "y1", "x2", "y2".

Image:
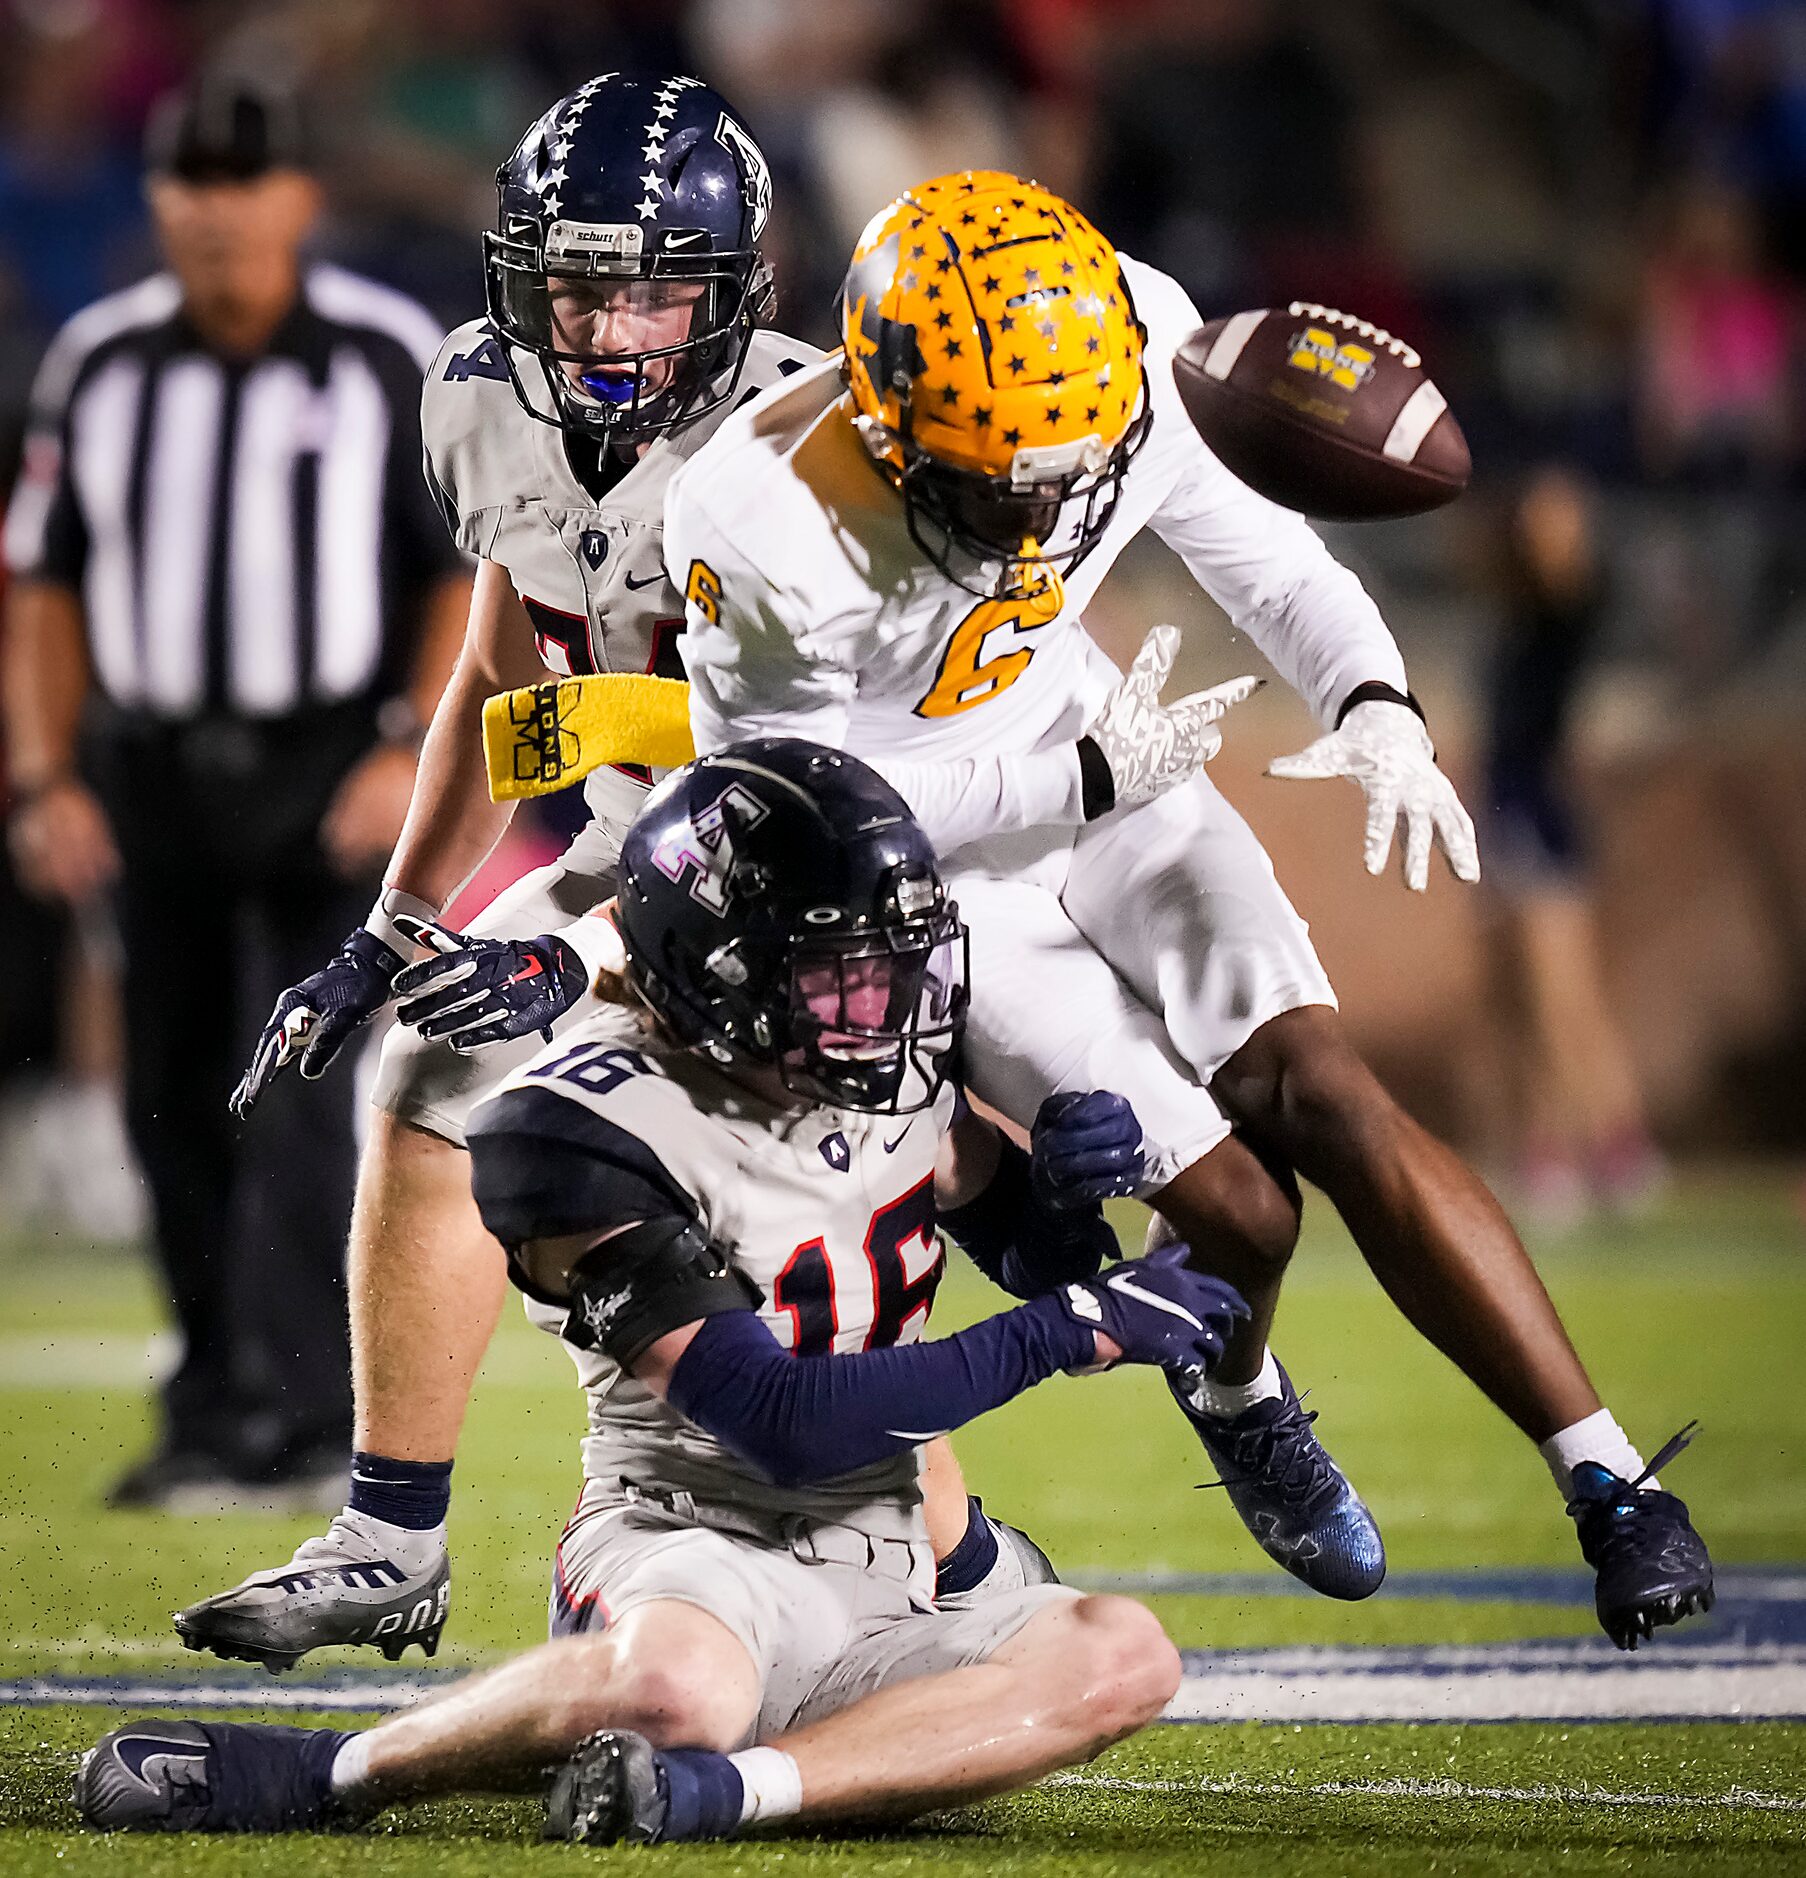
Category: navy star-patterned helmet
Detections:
[
  {"x1": 617, "y1": 739, "x2": 969, "y2": 1115},
  {"x1": 484, "y1": 72, "x2": 776, "y2": 442}
]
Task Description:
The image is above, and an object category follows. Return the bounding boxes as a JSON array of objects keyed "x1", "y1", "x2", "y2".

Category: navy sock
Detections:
[
  {"x1": 348, "y1": 1452, "x2": 451, "y2": 1531},
  {"x1": 934, "y1": 1494, "x2": 1000, "y2": 1599},
  {"x1": 656, "y1": 1747, "x2": 745, "y2": 1841},
  {"x1": 301, "y1": 1728, "x2": 355, "y2": 1820}
]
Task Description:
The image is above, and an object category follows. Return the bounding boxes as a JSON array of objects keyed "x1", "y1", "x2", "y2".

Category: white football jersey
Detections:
[
  {"x1": 664, "y1": 256, "x2": 1409, "y2": 857},
  {"x1": 422, "y1": 322, "x2": 822, "y2": 837},
  {"x1": 494, "y1": 1003, "x2": 957, "y2": 1532}
]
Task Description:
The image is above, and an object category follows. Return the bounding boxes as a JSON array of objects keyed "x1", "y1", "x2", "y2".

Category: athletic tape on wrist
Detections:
[
  {"x1": 367, "y1": 885, "x2": 442, "y2": 955},
  {"x1": 560, "y1": 906, "x2": 628, "y2": 986}
]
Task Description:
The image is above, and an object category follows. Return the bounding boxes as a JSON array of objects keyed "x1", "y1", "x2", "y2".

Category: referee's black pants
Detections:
[{"x1": 93, "y1": 710, "x2": 377, "y2": 1476}]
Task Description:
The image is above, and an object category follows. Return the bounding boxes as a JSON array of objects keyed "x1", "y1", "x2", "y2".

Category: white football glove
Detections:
[
  {"x1": 1268, "y1": 698, "x2": 1480, "y2": 892},
  {"x1": 1083, "y1": 625, "x2": 1262, "y2": 815}
]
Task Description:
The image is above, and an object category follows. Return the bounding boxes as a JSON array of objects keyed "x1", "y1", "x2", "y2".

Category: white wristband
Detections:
[
  {"x1": 558, "y1": 906, "x2": 627, "y2": 986},
  {"x1": 367, "y1": 885, "x2": 442, "y2": 957}
]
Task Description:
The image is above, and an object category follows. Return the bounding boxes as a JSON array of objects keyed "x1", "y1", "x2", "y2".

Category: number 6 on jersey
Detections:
[{"x1": 914, "y1": 571, "x2": 1064, "y2": 719}]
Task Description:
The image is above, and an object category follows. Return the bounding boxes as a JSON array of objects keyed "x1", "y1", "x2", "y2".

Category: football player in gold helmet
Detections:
[
  {"x1": 841, "y1": 174, "x2": 1149, "y2": 597},
  {"x1": 665, "y1": 169, "x2": 1713, "y2": 1647}
]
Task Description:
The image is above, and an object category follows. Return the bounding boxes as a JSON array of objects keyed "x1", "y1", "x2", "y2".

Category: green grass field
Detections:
[{"x1": 3, "y1": 1170, "x2": 1804, "y2": 1873}]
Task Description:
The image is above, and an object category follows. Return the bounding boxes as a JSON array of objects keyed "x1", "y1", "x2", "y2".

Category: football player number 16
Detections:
[
  {"x1": 772, "y1": 1176, "x2": 942, "y2": 1357},
  {"x1": 915, "y1": 574, "x2": 1063, "y2": 719}
]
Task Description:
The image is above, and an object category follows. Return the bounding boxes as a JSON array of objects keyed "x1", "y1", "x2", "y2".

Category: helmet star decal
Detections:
[
  {"x1": 838, "y1": 170, "x2": 1150, "y2": 597},
  {"x1": 484, "y1": 72, "x2": 777, "y2": 443}
]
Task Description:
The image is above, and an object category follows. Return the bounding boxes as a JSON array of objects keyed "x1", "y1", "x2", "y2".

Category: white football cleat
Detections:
[{"x1": 173, "y1": 1511, "x2": 449, "y2": 1672}]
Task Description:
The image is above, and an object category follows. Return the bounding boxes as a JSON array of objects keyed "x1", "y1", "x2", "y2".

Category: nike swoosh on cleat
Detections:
[{"x1": 117, "y1": 1736, "x2": 209, "y2": 1789}]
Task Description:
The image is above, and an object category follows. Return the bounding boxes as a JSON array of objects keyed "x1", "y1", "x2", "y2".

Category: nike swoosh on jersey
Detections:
[
  {"x1": 882, "y1": 1129, "x2": 910, "y2": 1152},
  {"x1": 622, "y1": 570, "x2": 666, "y2": 590}
]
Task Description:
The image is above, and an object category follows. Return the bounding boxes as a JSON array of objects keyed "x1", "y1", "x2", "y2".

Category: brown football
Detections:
[{"x1": 1171, "y1": 303, "x2": 1470, "y2": 521}]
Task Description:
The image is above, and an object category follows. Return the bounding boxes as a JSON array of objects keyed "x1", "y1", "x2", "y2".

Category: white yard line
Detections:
[
  {"x1": 0, "y1": 1332, "x2": 175, "y2": 1388},
  {"x1": 1051, "y1": 1773, "x2": 1806, "y2": 1813},
  {"x1": 1, "y1": 1677, "x2": 435, "y2": 1710},
  {"x1": 1167, "y1": 1661, "x2": 1806, "y2": 1722}
]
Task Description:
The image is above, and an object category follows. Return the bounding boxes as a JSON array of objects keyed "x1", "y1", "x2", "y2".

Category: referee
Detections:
[{"x1": 1, "y1": 76, "x2": 468, "y2": 1509}]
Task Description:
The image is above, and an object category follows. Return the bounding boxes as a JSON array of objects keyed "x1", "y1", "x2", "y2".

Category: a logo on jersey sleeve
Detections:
[
  {"x1": 819, "y1": 1132, "x2": 851, "y2": 1172},
  {"x1": 650, "y1": 782, "x2": 769, "y2": 914}
]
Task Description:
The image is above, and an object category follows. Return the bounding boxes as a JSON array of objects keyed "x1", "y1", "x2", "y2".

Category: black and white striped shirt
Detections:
[{"x1": 4, "y1": 264, "x2": 461, "y2": 720}]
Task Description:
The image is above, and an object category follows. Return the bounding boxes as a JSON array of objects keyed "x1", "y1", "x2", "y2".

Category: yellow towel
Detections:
[{"x1": 481, "y1": 673, "x2": 697, "y2": 802}]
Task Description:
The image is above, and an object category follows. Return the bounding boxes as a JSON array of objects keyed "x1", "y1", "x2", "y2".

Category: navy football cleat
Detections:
[
  {"x1": 547, "y1": 1730, "x2": 670, "y2": 1845},
  {"x1": 75, "y1": 1719, "x2": 349, "y2": 1833},
  {"x1": 1568, "y1": 1422, "x2": 1714, "y2": 1650},
  {"x1": 1174, "y1": 1363, "x2": 1386, "y2": 1600}
]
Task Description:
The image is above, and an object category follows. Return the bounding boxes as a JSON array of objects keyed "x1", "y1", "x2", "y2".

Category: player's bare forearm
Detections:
[
  {"x1": 932, "y1": 1102, "x2": 1004, "y2": 1209},
  {"x1": 381, "y1": 648, "x2": 513, "y2": 907},
  {"x1": 382, "y1": 561, "x2": 544, "y2": 908},
  {"x1": 2, "y1": 579, "x2": 89, "y2": 790}
]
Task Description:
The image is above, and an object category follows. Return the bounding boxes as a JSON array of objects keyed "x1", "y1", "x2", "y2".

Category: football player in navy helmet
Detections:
[
  {"x1": 190, "y1": 77, "x2": 1066, "y2": 1676},
  {"x1": 82, "y1": 743, "x2": 1243, "y2": 1845},
  {"x1": 613, "y1": 741, "x2": 967, "y2": 1115},
  {"x1": 483, "y1": 72, "x2": 775, "y2": 443}
]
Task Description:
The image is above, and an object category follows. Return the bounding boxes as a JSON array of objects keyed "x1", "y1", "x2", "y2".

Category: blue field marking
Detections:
[
  {"x1": 0, "y1": 1667, "x2": 433, "y2": 1711},
  {"x1": 5, "y1": 1570, "x2": 1803, "y2": 1725},
  {"x1": 1078, "y1": 1565, "x2": 1806, "y2": 1647}
]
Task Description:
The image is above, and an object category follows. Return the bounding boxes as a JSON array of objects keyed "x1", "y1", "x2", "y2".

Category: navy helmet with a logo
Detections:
[
  {"x1": 484, "y1": 72, "x2": 775, "y2": 442},
  {"x1": 617, "y1": 739, "x2": 968, "y2": 1113}
]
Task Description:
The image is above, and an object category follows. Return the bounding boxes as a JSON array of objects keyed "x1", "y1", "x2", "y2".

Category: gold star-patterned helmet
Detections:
[{"x1": 840, "y1": 171, "x2": 1150, "y2": 597}]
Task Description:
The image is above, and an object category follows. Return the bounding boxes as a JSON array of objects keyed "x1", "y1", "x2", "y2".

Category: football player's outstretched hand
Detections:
[
  {"x1": 1080, "y1": 624, "x2": 1261, "y2": 815},
  {"x1": 1031, "y1": 1090, "x2": 1144, "y2": 1208},
  {"x1": 230, "y1": 929, "x2": 403, "y2": 1118},
  {"x1": 1050, "y1": 1243, "x2": 1248, "y2": 1374},
  {"x1": 1268, "y1": 698, "x2": 1480, "y2": 892},
  {"x1": 392, "y1": 924, "x2": 588, "y2": 1054}
]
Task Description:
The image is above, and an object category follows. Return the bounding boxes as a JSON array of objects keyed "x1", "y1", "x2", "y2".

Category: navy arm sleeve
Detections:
[
  {"x1": 667, "y1": 1301, "x2": 1092, "y2": 1488},
  {"x1": 469, "y1": 1084, "x2": 1097, "y2": 1484},
  {"x1": 937, "y1": 1134, "x2": 1114, "y2": 1298}
]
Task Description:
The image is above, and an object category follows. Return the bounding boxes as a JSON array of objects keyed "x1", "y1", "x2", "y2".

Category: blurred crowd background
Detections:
[{"x1": 1, "y1": 0, "x2": 1803, "y2": 1246}]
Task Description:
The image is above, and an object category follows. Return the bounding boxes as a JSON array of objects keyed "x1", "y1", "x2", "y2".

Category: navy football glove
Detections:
[
  {"x1": 392, "y1": 926, "x2": 588, "y2": 1054},
  {"x1": 230, "y1": 928, "x2": 401, "y2": 1118},
  {"x1": 1030, "y1": 1089, "x2": 1145, "y2": 1208},
  {"x1": 1047, "y1": 1243, "x2": 1248, "y2": 1375}
]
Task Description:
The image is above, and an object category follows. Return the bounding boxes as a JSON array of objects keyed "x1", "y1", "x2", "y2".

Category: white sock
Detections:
[
  {"x1": 1185, "y1": 1347, "x2": 1283, "y2": 1421},
  {"x1": 336, "y1": 1507, "x2": 447, "y2": 1577},
  {"x1": 329, "y1": 1732, "x2": 376, "y2": 1796},
  {"x1": 1540, "y1": 1408, "x2": 1649, "y2": 1498},
  {"x1": 730, "y1": 1746, "x2": 802, "y2": 1826}
]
